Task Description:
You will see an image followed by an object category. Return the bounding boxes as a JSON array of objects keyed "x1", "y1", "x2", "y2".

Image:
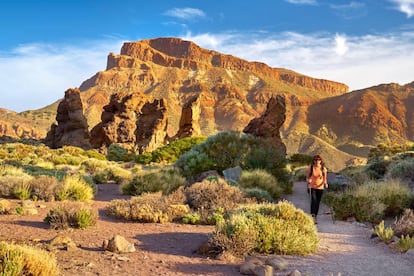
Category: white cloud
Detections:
[
  {"x1": 389, "y1": 0, "x2": 414, "y2": 17},
  {"x1": 164, "y1": 7, "x2": 206, "y2": 20},
  {"x1": 334, "y1": 34, "x2": 349, "y2": 56},
  {"x1": 184, "y1": 30, "x2": 414, "y2": 91},
  {"x1": 285, "y1": 0, "x2": 317, "y2": 4},
  {"x1": 0, "y1": 39, "x2": 123, "y2": 112}
]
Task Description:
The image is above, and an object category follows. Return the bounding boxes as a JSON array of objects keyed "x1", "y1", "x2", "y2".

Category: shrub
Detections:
[
  {"x1": 209, "y1": 201, "x2": 318, "y2": 257},
  {"x1": 135, "y1": 136, "x2": 206, "y2": 164},
  {"x1": 30, "y1": 175, "x2": 59, "y2": 201},
  {"x1": 0, "y1": 199, "x2": 11, "y2": 214},
  {"x1": 107, "y1": 144, "x2": 133, "y2": 162},
  {"x1": 44, "y1": 202, "x2": 98, "y2": 229},
  {"x1": 244, "y1": 187, "x2": 273, "y2": 203},
  {"x1": 0, "y1": 241, "x2": 59, "y2": 276},
  {"x1": 121, "y1": 167, "x2": 185, "y2": 196},
  {"x1": 92, "y1": 165, "x2": 131, "y2": 184},
  {"x1": 372, "y1": 220, "x2": 394, "y2": 243},
  {"x1": 386, "y1": 159, "x2": 414, "y2": 182},
  {"x1": 185, "y1": 178, "x2": 250, "y2": 223},
  {"x1": 175, "y1": 131, "x2": 290, "y2": 192},
  {"x1": 392, "y1": 209, "x2": 414, "y2": 237},
  {"x1": 55, "y1": 175, "x2": 94, "y2": 201},
  {"x1": 289, "y1": 153, "x2": 313, "y2": 167},
  {"x1": 396, "y1": 235, "x2": 414, "y2": 252},
  {"x1": 238, "y1": 169, "x2": 282, "y2": 200},
  {"x1": 106, "y1": 192, "x2": 189, "y2": 223},
  {"x1": 182, "y1": 213, "x2": 201, "y2": 224},
  {"x1": 13, "y1": 182, "x2": 31, "y2": 200},
  {"x1": 365, "y1": 159, "x2": 390, "y2": 179},
  {"x1": 0, "y1": 176, "x2": 32, "y2": 198}
]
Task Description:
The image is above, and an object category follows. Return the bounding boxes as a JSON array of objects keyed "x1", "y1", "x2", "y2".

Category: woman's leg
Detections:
[{"x1": 310, "y1": 189, "x2": 324, "y2": 216}]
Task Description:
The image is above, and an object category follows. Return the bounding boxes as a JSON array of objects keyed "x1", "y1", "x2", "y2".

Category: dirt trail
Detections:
[{"x1": 281, "y1": 182, "x2": 414, "y2": 276}]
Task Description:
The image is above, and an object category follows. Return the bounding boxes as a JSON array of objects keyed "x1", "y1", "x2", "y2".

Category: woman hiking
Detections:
[{"x1": 306, "y1": 154, "x2": 328, "y2": 224}]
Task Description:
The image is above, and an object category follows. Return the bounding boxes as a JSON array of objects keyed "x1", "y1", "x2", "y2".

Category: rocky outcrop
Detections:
[
  {"x1": 90, "y1": 91, "x2": 149, "y2": 148},
  {"x1": 44, "y1": 88, "x2": 91, "y2": 149},
  {"x1": 243, "y1": 95, "x2": 286, "y2": 153},
  {"x1": 135, "y1": 99, "x2": 168, "y2": 154},
  {"x1": 173, "y1": 95, "x2": 202, "y2": 140},
  {"x1": 90, "y1": 91, "x2": 168, "y2": 153}
]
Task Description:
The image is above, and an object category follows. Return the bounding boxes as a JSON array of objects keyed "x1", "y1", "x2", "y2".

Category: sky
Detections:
[{"x1": 1, "y1": 0, "x2": 414, "y2": 112}]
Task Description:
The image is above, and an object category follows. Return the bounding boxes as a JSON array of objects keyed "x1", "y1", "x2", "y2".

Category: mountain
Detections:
[{"x1": 2, "y1": 37, "x2": 413, "y2": 171}]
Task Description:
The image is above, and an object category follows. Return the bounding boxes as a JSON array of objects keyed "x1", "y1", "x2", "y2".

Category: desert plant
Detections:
[
  {"x1": 175, "y1": 131, "x2": 290, "y2": 191},
  {"x1": 106, "y1": 192, "x2": 189, "y2": 223},
  {"x1": 238, "y1": 169, "x2": 282, "y2": 199},
  {"x1": 185, "y1": 177, "x2": 250, "y2": 223},
  {"x1": 392, "y1": 209, "x2": 414, "y2": 237},
  {"x1": 0, "y1": 241, "x2": 59, "y2": 276},
  {"x1": 44, "y1": 202, "x2": 97, "y2": 229},
  {"x1": 373, "y1": 220, "x2": 394, "y2": 243},
  {"x1": 55, "y1": 175, "x2": 94, "y2": 201},
  {"x1": 29, "y1": 175, "x2": 59, "y2": 201},
  {"x1": 182, "y1": 213, "x2": 201, "y2": 224},
  {"x1": 386, "y1": 159, "x2": 414, "y2": 182},
  {"x1": 13, "y1": 182, "x2": 31, "y2": 200},
  {"x1": 107, "y1": 144, "x2": 133, "y2": 162},
  {"x1": 135, "y1": 136, "x2": 206, "y2": 164},
  {"x1": 0, "y1": 199, "x2": 11, "y2": 214},
  {"x1": 121, "y1": 167, "x2": 185, "y2": 196},
  {"x1": 244, "y1": 187, "x2": 273, "y2": 203},
  {"x1": 396, "y1": 235, "x2": 414, "y2": 252},
  {"x1": 209, "y1": 201, "x2": 318, "y2": 257}
]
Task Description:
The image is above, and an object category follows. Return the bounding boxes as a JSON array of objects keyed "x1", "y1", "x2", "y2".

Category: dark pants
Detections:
[{"x1": 310, "y1": 188, "x2": 324, "y2": 217}]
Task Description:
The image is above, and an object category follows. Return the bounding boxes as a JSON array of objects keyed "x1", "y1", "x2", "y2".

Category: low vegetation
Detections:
[
  {"x1": 44, "y1": 202, "x2": 98, "y2": 229},
  {"x1": 209, "y1": 201, "x2": 318, "y2": 257},
  {"x1": 0, "y1": 241, "x2": 59, "y2": 276}
]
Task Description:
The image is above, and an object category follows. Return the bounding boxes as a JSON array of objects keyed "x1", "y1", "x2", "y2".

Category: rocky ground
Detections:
[{"x1": 1, "y1": 182, "x2": 413, "y2": 275}]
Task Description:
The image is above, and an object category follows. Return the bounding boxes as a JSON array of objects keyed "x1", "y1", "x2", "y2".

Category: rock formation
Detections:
[
  {"x1": 173, "y1": 95, "x2": 202, "y2": 140},
  {"x1": 135, "y1": 99, "x2": 168, "y2": 153},
  {"x1": 90, "y1": 91, "x2": 168, "y2": 153},
  {"x1": 90, "y1": 91, "x2": 149, "y2": 149},
  {"x1": 243, "y1": 95, "x2": 287, "y2": 154},
  {"x1": 44, "y1": 88, "x2": 91, "y2": 149}
]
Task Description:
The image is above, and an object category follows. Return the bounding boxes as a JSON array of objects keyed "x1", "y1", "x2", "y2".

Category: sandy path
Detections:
[{"x1": 281, "y1": 181, "x2": 414, "y2": 276}]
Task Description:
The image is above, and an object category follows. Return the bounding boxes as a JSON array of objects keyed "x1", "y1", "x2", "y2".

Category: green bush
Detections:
[
  {"x1": 106, "y1": 192, "x2": 189, "y2": 223},
  {"x1": 0, "y1": 176, "x2": 32, "y2": 198},
  {"x1": 239, "y1": 169, "x2": 282, "y2": 200},
  {"x1": 107, "y1": 144, "x2": 133, "y2": 162},
  {"x1": 0, "y1": 241, "x2": 59, "y2": 276},
  {"x1": 323, "y1": 179, "x2": 412, "y2": 223},
  {"x1": 386, "y1": 159, "x2": 414, "y2": 182},
  {"x1": 244, "y1": 187, "x2": 273, "y2": 203},
  {"x1": 135, "y1": 136, "x2": 206, "y2": 164},
  {"x1": 209, "y1": 201, "x2": 318, "y2": 257},
  {"x1": 29, "y1": 175, "x2": 59, "y2": 201},
  {"x1": 289, "y1": 153, "x2": 313, "y2": 167},
  {"x1": 365, "y1": 159, "x2": 390, "y2": 179},
  {"x1": 185, "y1": 178, "x2": 250, "y2": 223},
  {"x1": 44, "y1": 202, "x2": 98, "y2": 229},
  {"x1": 182, "y1": 213, "x2": 201, "y2": 224},
  {"x1": 396, "y1": 235, "x2": 414, "y2": 252},
  {"x1": 55, "y1": 175, "x2": 94, "y2": 201},
  {"x1": 121, "y1": 167, "x2": 185, "y2": 196},
  {"x1": 373, "y1": 220, "x2": 394, "y2": 243},
  {"x1": 175, "y1": 131, "x2": 290, "y2": 192}
]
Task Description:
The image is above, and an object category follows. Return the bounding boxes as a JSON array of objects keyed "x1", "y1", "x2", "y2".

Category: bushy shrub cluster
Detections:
[
  {"x1": 44, "y1": 202, "x2": 98, "y2": 229},
  {"x1": 392, "y1": 209, "x2": 414, "y2": 237},
  {"x1": 209, "y1": 201, "x2": 318, "y2": 257},
  {"x1": 135, "y1": 136, "x2": 206, "y2": 164},
  {"x1": 55, "y1": 175, "x2": 95, "y2": 201},
  {"x1": 121, "y1": 167, "x2": 186, "y2": 196},
  {"x1": 175, "y1": 131, "x2": 291, "y2": 193},
  {"x1": 238, "y1": 169, "x2": 282, "y2": 200},
  {"x1": 323, "y1": 178, "x2": 412, "y2": 223},
  {"x1": 0, "y1": 241, "x2": 59, "y2": 276},
  {"x1": 106, "y1": 191, "x2": 189, "y2": 223}
]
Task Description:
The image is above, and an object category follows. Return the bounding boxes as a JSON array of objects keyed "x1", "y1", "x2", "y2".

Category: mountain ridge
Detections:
[{"x1": 1, "y1": 37, "x2": 413, "y2": 171}]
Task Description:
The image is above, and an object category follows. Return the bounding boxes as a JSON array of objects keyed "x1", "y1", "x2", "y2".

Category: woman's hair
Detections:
[{"x1": 312, "y1": 154, "x2": 323, "y2": 164}]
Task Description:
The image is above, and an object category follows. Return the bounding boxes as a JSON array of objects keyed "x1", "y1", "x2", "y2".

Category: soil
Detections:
[{"x1": 1, "y1": 182, "x2": 413, "y2": 276}]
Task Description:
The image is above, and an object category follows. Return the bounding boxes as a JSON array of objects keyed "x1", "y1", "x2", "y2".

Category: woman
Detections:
[{"x1": 306, "y1": 154, "x2": 328, "y2": 224}]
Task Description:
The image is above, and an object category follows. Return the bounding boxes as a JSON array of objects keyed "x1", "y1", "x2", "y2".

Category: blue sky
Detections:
[{"x1": 1, "y1": 0, "x2": 414, "y2": 111}]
